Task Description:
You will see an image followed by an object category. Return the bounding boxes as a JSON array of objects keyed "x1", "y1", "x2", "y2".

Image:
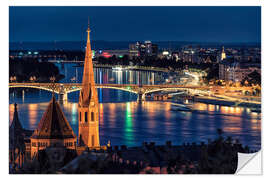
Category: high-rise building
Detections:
[
  {"x1": 78, "y1": 23, "x2": 100, "y2": 148},
  {"x1": 129, "y1": 42, "x2": 140, "y2": 58},
  {"x1": 129, "y1": 41, "x2": 158, "y2": 58}
]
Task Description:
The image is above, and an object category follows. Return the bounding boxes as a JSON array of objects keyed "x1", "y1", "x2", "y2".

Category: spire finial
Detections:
[
  {"x1": 87, "y1": 17, "x2": 90, "y2": 33},
  {"x1": 86, "y1": 17, "x2": 91, "y2": 43}
]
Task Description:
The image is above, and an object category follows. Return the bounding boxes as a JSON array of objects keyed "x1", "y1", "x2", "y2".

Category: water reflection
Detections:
[
  {"x1": 28, "y1": 104, "x2": 38, "y2": 129},
  {"x1": 8, "y1": 63, "x2": 261, "y2": 150},
  {"x1": 9, "y1": 98, "x2": 261, "y2": 150},
  {"x1": 99, "y1": 103, "x2": 104, "y2": 126},
  {"x1": 55, "y1": 63, "x2": 170, "y2": 85},
  {"x1": 124, "y1": 102, "x2": 134, "y2": 146}
]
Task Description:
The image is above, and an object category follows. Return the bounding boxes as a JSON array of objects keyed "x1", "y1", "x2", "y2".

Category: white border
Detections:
[{"x1": 2, "y1": 0, "x2": 269, "y2": 179}]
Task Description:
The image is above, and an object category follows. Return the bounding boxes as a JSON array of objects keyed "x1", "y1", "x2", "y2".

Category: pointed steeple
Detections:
[
  {"x1": 31, "y1": 95, "x2": 76, "y2": 139},
  {"x1": 9, "y1": 103, "x2": 25, "y2": 152},
  {"x1": 78, "y1": 21, "x2": 100, "y2": 148},
  {"x1": 79, "y1": 20, "x2": 98, "y2": 107},
  {"x1": 10, "y1": 103, "x2": 23, "y2": 131}
]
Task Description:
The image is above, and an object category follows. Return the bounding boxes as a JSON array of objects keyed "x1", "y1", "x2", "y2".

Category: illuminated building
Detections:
[
  {"x1": 129, "y1": 41, "x2": 158, "y2": 58},
  {"x1": 180, "y1": 47, "x2": 198, "y2": 63},
  {"x1": 219, "y1": 60, "x2": 261, "y2": 82},
  {"x1": 30, "y1": 95, "x2": 77, "y2": 159},
  {"x1": 78, "y1": 22, "x2": 100, "y2": 148},
  {"x1": 129, "y1": 42, "x2": 140, "y2": 58},
  {"x1": 221, "y1": 46, "x2": 226, "y2": 61},
  {"x1": 97, "y1": 49, "x2": 129, "y2": 58}
]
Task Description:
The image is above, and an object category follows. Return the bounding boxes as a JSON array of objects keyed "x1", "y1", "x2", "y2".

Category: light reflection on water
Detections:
[
  {"x1": 9, "y1": 94, "x2": 261, "y2": 150},
  {"x1": 55, "y1": 63, "x2": 169, "y2": 85},
  {"x1": 9, "y1": 63, "x2": 261, "y2": 150}
]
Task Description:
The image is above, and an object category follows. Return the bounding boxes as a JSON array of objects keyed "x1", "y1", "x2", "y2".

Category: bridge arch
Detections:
[
  {"x1": 67, "y1": 86, "x2": 138, "y2": 95},
  {"x1": 144, "y1": 87, "x2": 208, "y2": 96},
  {"x1": 9, "y1": 85, "x2": 139, "y2": 95},
  {"x1": 9, "y1": 85, "x2": 57, "y2": 93}
]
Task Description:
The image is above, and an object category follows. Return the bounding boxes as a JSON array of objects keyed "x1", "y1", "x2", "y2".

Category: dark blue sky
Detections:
[{"x1": 9, "y1": 6, "x2": 261, "y2": 43}]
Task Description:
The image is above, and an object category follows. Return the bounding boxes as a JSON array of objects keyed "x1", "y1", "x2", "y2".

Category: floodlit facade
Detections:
[{"x1": 78, "y1": 23, "x2": 100, "y2": 148}]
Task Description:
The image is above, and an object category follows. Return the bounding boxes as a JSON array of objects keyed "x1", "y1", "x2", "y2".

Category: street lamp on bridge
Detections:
[{"x1": 10, "y1": 76, "x2": 17, "y2": 82}]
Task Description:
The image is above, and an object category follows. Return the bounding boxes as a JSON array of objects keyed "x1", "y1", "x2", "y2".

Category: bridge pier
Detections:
[
  {"x1": 58, "y1": 93, "x2": 68, "y2": 103},
  {"x1": 137, "y1": 93, "x2": 145, "y2": 103}
]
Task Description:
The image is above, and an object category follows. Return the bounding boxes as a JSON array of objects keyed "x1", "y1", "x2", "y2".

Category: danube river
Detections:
[{"x1": 9, "y1": 63, "x2": 261, "y2": 150}]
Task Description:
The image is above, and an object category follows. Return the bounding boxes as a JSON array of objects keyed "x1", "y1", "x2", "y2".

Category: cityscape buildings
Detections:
[
  {"x1": 129, "y1": 41, "x2": 159, "y2": 58},
  {"x1": 8, "y1": 6, "x2": 261, "y2": 174}
]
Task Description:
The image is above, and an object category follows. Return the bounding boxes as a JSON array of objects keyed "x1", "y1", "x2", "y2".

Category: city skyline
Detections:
[
  {"x1": 9, "y1": 6, "x2": 261, "y2": 43},
  {"x1": 8, "y1": 6, "x2": 261, "y2": 174}
]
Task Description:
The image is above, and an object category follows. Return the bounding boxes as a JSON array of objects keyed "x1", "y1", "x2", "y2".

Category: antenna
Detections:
[{"x1": 87, "y1": 17, "x2": 91, "y2": 34}]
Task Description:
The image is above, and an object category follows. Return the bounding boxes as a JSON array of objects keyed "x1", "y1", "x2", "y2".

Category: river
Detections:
[{"x1": 9, "y1": 63, "x2": 261, "y2": 150}]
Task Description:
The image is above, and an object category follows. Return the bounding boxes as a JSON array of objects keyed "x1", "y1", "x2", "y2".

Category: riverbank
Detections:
[
  {"x1": 9, "y1": 59, "x2": 64, "y2": 82},
  {"x1": 193, "y1": 96, "x2": 261, "y2": 108}
]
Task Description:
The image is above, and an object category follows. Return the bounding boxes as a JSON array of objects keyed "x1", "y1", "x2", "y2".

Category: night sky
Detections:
[{"x1": 9, "y1": 6, "x2": 261, "y2": 43}]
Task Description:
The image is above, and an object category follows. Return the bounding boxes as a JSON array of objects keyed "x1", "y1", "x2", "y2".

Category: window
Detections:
[
  {"x1": 85, "y1": 112, "x2": 88, "y2": 122},
  {"x1": 91, "y1": 112, "x2": 94, "y2": 121},
  {"x1": 92, "y1": 135, "x2": 95, "y2": 147},
  {"x1": 79, "y1": 112, "x2": 81, "y2": 122},
  {"x1": 79, "y1": 135, "x2": 82, "y2": 145}
]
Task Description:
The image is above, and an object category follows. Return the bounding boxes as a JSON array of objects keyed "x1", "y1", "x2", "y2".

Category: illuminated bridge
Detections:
[
  {"x1": 9, "y1": 83, "x2": 254, "y2": 102},
  {"x1": 9, "y1": 83, "x2": 212, "y2": 102}
]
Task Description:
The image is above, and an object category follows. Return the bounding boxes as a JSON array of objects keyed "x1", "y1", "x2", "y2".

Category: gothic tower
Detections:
[
  {"x1": 9, "y1": 103, "x2": 25, "y2": 168},
  {"x1": 221, "y1": 46, "x2": 226, "y2": 61},
  {"x1": 78, "y1": 22, "x2": 100, "y2": 148}
]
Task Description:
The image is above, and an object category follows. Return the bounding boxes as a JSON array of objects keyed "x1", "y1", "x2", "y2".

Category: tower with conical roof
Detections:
[
  {"x1": 221, "y1": 46, "x2": 226, "y2": 61},
  {"x1": 78, "y1": 21, "x2": 100, "y2": 148},
  {"x1": 30, "y1": 95, "x2": 76, "y2": 159},
  {"x1": 9, "y1": 103, "x2": 25, "y2": 168}
]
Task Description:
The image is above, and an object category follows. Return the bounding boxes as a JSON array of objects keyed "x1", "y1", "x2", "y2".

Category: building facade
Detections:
[
  {"x1": 219, "y1": 60, "x2": 261, "y2": 82},
  {"x1": 129, "y1": 41, "x2": 158, "y2": 58}
]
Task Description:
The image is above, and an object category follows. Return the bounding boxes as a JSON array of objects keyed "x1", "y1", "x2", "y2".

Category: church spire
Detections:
[
  {"x1": 79, "y1": 20, "x2": 98, "y2": 107},
  {"x1": 10, "y1": 103, "x2": 23, "y2": 131},
  {"x1": 78, "y1": 21, "x2": 100, "y2": 148}
]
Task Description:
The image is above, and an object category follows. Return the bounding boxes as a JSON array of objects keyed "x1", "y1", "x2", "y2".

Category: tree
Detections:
[{"x1": 241, "y1": 70, "x2": 261, "y2": 86}]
